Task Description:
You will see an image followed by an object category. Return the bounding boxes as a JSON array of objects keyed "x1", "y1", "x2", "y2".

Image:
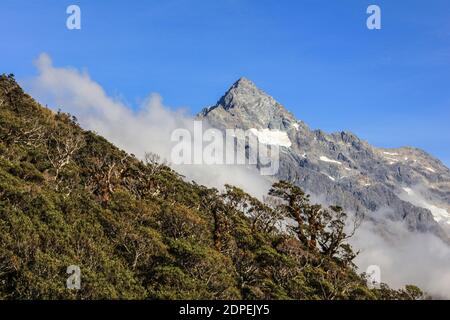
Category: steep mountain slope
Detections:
[
  {"x1": 199, "y1": 78, "x2": 450, "y2": 237},
  {"x1": 0, "y1": 74, "x2": 424, "y2": 300}
]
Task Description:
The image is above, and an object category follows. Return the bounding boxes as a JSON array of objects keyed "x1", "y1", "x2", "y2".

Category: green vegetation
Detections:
[{"x1": 0, "y1": 74, "x2": 423, "y2": 299}]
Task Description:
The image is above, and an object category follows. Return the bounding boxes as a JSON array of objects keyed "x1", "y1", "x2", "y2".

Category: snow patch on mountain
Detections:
[
  {"x1": 319, "y1": 156, "x2": 342, "y2": 165},
  {"x1": 385, "y1": 156, "x2": 398, "y2": 164},
  {"x1": 248, "y1": 128, "x2": 292, "y2": 147},
  {"x1": 384, "y1": 151, "x2": 399, "y2": 156},
  {"x1": 402, "y1": 187, "x2": 450, "y2": 225},
  {"x1": 321, "y1": 172, "x2": 336, "y2": 181}
]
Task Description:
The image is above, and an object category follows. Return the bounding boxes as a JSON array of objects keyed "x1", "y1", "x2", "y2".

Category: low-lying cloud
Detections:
[
  {"x1": 25, "y1": 53, "x2": 272, "y2": 198},
  {"x1": 352, "y1": 211, "x2": 450, "y2": 298}
]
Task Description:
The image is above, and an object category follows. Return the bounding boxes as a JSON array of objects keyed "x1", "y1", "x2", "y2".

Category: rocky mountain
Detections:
[{"x1": 198, "y1": 78, "x2": 450, "y2": 238}]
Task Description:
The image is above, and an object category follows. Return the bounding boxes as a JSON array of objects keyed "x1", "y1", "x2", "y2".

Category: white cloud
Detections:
[
  {"x1": 352, "y1": 211, "x2": 450, "y2": 298},
  {"x1": 400, "y1": 186, "x2": 450, "y2": 225},
  {"x1": 24, "y1": 53, "x2": 271, "y2": 198}
]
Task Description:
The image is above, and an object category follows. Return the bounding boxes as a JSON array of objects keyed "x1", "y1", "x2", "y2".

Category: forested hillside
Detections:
[{"x1": 0, "y1": 74, "x2": 422, "y2": 299}]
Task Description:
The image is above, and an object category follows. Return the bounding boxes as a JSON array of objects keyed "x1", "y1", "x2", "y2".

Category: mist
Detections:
[
  {"x1": 352, "y1": 211, "x2": 450, "y2": 298},
  {"x1": 24, "y1": 53, "x2": 271, "y2": 198}
]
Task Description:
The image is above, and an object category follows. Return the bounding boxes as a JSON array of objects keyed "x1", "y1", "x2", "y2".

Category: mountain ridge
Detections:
[{"x1": 198, "y1": 78, "x2": 450, "y2": 237}]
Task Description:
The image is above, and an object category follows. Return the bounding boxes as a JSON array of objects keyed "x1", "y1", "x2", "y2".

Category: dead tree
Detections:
[
  {"x1": 83, "y1": 154, "x2": 129, "y2": 205},
  {"x1": 46, "y1": 126, "x2": 84, "y2": 182}
]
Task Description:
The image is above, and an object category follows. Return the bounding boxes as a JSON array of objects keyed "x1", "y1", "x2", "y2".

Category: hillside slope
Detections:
[{"x1": 0, "y1": 74, "x2": 421, "y2": 299}]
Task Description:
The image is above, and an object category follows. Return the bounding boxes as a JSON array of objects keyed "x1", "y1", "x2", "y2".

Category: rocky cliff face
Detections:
[{"x1": 198, "y1": 78, "x2": 450, "y2": 237}]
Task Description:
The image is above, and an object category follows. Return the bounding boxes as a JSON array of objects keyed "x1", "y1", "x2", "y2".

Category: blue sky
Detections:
[{"x1": 1, "y1": 0, "x2": 449, "y2": 166}]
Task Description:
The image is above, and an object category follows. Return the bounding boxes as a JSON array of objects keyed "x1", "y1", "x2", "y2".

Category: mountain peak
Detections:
[
  {"x1": 219, "y1": 77, "x2": 267, "y2": 110},
  {"x1": 198, "y1": 78, "x2": 296, "y2": 131},
  {"x1": 232, "y1": 77, "x2": 257, "y2": 89}
]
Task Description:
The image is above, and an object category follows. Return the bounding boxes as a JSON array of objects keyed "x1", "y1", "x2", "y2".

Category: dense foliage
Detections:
[{"x1": 0, "y1": 74, "x2": 423, "y2": 300}]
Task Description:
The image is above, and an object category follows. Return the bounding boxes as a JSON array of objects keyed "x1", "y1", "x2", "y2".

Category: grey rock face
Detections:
[
  {"x1": 198, "y1": 78, "x2": 450, "y2": 238},
  {"x1": 199, "y1": 78, "x2": 296, "y2": 131}
]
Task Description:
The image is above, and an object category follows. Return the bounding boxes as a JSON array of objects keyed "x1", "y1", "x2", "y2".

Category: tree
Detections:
[
  {"x1": 46, "y1": 116, "x2": 84, "y2": 183},
  {"x1": 224, "y1": 185, "x2": 280, "y2": 233},
  {"x1": 144, "y1": 152, "x2": 167, "y2": 176},
  {"x1": 83, "y1": 154, "x2": 129, "y2": 205},
  {"x1": 269, "y1": 181, "x2": 330, "y2": 251},
  {"x1": 269, "y1": 181, "x2": 360, "y2": 263},
  {"x1": 318, "y1": 206, "x2": 361, "y2": 264},
  {"x1": 269, "y1": 181, "x2": 310, "y2": 247},
  {"x1": 3, "y1": 118, "x2": 46, "y2": 147},
  {"x1": 198, "y1": 186, "x2": 229, "y2": 251}
]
